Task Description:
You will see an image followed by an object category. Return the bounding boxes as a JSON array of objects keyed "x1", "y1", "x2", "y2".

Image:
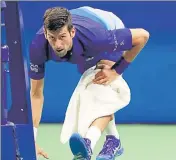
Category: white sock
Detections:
[
  {"x1": 106, "y1": 120, "x2": 120, "y2": 139},
  {"x1": 85, "y1": 126, "x2": 101, "y2": 151}
]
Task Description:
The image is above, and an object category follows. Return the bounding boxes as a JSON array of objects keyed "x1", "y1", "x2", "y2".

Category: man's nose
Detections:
[{"x1": 55, "y1": 39, "x2": 63, "y2": 49}]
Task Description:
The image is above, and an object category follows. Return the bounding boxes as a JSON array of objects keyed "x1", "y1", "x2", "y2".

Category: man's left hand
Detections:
[{"x1": 93, "y1": 68, "x2": 119, "y2": 85}]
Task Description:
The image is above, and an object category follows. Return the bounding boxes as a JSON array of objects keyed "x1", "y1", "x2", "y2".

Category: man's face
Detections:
[{"x1": 44, "y1": 25, "x2": 75, "y2": 57}]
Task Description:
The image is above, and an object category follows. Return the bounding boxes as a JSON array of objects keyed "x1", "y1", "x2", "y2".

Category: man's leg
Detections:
[
  {"x1": 85, "y1": 115, "x2": 113, "y2": 151},
  {"x1": 106, "y1": 116, "x2": 120, "y2": 139}
]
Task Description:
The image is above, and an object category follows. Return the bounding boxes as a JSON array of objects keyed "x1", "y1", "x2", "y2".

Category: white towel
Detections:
[{"x1": 60, "y1": 66, "x2": 131, "y2": 144}]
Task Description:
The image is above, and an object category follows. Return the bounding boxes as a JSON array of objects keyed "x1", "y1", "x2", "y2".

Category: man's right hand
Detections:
[{"x1": 35, "y1": 143, "x2": 49, "y2": 159}]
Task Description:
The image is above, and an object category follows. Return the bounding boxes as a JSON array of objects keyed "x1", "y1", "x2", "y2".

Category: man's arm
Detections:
[
  {"x1": 29, "y1": 34, "x2": 47, "y2": 129},
  {"x1": 123, "y1": 28, "x2": 149, "y2": 62},
  {"x1": 112, "y1": 28, "x2": 149, "y2": 74},
  {"x1": 102, "y1": 28, "x2": 149, "y2": 53},
  {"x1": 104, "y1": 28, "x2": 149, "y2": 74},
  {"x1": 30, "y1": 78, "x2": 44, "y2": 129},
  {"x1": 29, "y1": 33, "x2": 49, "y2": 158},
  {"x1": 30, "y1": 78, "x2": 49, "y2": 159},
  {"x1": 29, "y1": 61, "x2": 45, "y2": 140},
  {"x1": 93, "y1": 28, "x2": 149, "y2": 84}
]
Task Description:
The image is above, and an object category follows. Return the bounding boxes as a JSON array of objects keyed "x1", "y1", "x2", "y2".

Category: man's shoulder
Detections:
[
  {"x1": 31, "y1": 26, "x2": 47, "y2": 47},
  {"x1": 29, "y1": 26, "x2": 48, "y2": 64},
  {"x1": 71, "y1": 14, "x2": 107, "y2": 43}
]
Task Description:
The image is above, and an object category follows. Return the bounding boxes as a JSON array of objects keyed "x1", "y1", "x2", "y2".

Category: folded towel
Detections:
[{"x1": 60, "y1": 66, "x2": 131, "y2": 144}]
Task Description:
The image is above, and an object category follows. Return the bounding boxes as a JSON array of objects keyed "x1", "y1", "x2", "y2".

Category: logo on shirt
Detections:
[
  {"x1": 113, "y1": 34, "x2": 118, "y2": 51},
  {"x1": 113, "y1": 34, "x2": 125, "y2": 51},
  {"x1": 30, "y1": 63, "x2": 39, "y2": 73},
  {"x1": 120, "y1": 40, "x2": 124, "y2": 46}
]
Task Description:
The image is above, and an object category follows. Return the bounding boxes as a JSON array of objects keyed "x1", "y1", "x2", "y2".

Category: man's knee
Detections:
[{"x1": 109, "y1": 114, "x2": 114, "y2": 121}]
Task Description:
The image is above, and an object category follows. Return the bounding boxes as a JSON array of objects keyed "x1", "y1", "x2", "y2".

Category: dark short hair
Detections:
[{"x1": 43, "y1": 7, "x2": 73, "y2": 32}]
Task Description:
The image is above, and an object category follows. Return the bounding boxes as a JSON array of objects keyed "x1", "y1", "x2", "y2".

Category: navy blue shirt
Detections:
[{"x1": 29, "y1": 11, "x2": 132, "y2": 80}]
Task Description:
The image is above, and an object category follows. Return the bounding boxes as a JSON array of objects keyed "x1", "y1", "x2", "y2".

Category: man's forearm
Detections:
[{"x1": 31, "y1": 95, "x2": 44, "y2": 128}]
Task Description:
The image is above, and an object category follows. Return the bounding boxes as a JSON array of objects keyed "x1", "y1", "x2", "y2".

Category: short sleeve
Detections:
[
  {"x1": 28, "y1": 33, "x2": 47, "y2": 80},
  {"x1": 105, "y1": 28, "x2": 132, "y2": 52},
  {"x1": 29, "y1": 62, "x2": 45, "y2": 80},
  {"x1": 93, "y1": 28, "x2": 133, "y2": 53}
]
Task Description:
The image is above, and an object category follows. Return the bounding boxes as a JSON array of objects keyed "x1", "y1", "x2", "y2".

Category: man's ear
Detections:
[
  {"x1": 43, "y1": 28, "x2": 47, "y2": 39},
  {"x1": 70, "y1": 27, "x2": 76, "y2": 38}
]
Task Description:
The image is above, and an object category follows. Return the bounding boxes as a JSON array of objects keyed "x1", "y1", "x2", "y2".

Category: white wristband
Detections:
[{"x1": 33, "y1": 127, "x2": 37, "y2": 141}]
